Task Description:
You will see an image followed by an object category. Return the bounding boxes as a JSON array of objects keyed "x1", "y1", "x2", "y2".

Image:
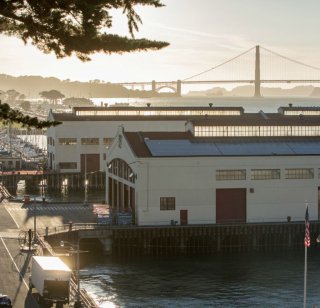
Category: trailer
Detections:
[{"x1": 29, "y1": 256, "x2": 71, "y2": 308}]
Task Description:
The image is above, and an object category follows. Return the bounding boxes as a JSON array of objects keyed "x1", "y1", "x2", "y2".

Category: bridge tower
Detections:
[
  {"x1": 151, "y1": 80, "x2": 156, "y2": 93},
  {"x1": 176, "y1": 80, "x2": 182, "y2": 97},
  {"x1": 254, "y1": 45, "x2": 262, "y2": 97}
]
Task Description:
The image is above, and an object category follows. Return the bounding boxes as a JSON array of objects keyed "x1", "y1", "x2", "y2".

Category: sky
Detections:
[{"x1": 1, "y1": 0, "x2": 320, "y2": 85}]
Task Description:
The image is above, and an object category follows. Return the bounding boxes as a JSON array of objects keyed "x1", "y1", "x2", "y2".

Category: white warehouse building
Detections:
[
  {"x1": 105, "y1": 106, "x2": 320, "y2": 225},
  {"x1": 46, "y1": 105, "x2": 243, "y2": 173}
]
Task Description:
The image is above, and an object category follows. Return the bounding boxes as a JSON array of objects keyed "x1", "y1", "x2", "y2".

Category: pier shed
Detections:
[{"x1": 106, "y1": 126, "x2": 320, "y2": 226}]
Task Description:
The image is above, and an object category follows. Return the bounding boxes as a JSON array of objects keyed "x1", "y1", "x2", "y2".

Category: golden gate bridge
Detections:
[{"x1": 115, "y1": 45, "x2": 320, "y2": 97}]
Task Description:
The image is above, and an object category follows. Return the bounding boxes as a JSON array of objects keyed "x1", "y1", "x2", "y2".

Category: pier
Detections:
[{"x1": 43, "y1": 221, "x2": 320, "y2": 257}]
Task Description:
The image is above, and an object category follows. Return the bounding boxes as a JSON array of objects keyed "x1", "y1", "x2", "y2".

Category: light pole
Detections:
[
  {"x1": 60, "y1": 240, "x2": 82, "y2": 308},
  {"x1": 84, "y1": 152, "x2": 88, "y2": 206},
  {"x1": 33, "y1": 197, "x2": 37, "y2": 242},
  {"x1": 0, "y1": 162, "x2": 3, "y2": 186}
]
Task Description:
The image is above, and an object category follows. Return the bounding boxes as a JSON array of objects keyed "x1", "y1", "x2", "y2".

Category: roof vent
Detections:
[{"x1": 259, "y1": 110, "x2": 269, "y2": 120}]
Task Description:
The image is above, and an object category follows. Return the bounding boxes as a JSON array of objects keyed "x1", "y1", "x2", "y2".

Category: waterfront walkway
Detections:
[{"x1": 0, "y1": 199, "x2": 98, "y2": 307}]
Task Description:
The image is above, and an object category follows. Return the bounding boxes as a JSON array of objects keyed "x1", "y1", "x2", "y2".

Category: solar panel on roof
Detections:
[{"x1": 144, "y1": 139, "x2": 320, "y2": 157}]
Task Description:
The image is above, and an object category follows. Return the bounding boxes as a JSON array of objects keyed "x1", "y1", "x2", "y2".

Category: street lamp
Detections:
[
  {"x1": 0, "y1": 162, "x2": 2, "y2": 184},
  {"x1": 33, "y1": 197, "x2": 37, "y2": 243},
  {"x1": 60, "y1": 240, "x2": 82, "y2": 308},
  {"x1": 84, "y1": 152, "x2": 88, "y2": 206}
]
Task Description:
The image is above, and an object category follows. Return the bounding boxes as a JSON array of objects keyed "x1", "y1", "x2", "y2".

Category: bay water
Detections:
[{"x1": 82, "y1": 251, "x2": 320, "y2": 307}]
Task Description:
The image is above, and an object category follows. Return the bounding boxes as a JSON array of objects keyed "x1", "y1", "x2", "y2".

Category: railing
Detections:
[
  {"x1": 70, "y1": 275, "x2": 98, "y2": 308},
  {"x1": 36, "y1": 232, "x2": 99, "y2": 307},
  {"x1": 40, "y1": 219, "x2": 313, "y2": 237},
  {"x1": 39, "y1": 223, "x2": 102, "y2": 236}
]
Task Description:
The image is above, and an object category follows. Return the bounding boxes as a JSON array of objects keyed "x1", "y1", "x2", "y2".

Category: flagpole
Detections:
[
  {"x1": 303, "y1": 244, "x2": 307, "y2": 308},
  {"x1": 303, "y1": 202, "x2": 310, "y2": 308}
]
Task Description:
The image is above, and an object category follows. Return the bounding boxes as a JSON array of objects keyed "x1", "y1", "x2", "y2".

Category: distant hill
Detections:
[
  {"x1": 0, "y1": 74, "x2": 157, "y2": 98},
  {"x1": 187, "y1": 85, "x2": 316, "y2": 97}
]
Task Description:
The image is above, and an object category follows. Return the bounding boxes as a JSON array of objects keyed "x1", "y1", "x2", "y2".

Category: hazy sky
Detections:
[{"x1": 1, "y1": 0, "x2": 320, "y2": 83}]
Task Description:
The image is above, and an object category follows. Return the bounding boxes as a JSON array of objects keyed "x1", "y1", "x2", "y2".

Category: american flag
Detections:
[{"x1": 304, "y1": 205, "x2": 310, "y2": 248}]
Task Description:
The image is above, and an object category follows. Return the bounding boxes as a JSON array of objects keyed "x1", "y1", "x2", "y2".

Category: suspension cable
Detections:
[
  {"x1": 182, "y1": 46, "x2": 256, "y2": 81},
  {"x1": 261, "y1": 46, "x2": 320, "y2": 71}
]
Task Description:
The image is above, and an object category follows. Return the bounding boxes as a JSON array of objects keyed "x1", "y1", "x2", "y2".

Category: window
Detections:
[
  {"x1": 81, "y1": 138, "x2": 99, "y2": 145},
  {"x1": 285, "y1": 168, "x2": 314, "y2": 179},
  {"x1": 59, "y1": 162, "x2": 77, "y2": 169},
  {"x1": 108, "y1": 158, "x2": 135, "y2": 183},
  {"x1": 194, "y1": 125, "x2": 320, "y2": 137},
  {"x1": 103, "y1": 153, "x2": 107, "y2": 160},
  {"x1": 251, "y1": 169, "x2": 280, "y2": 180},
  {"x1": 216, "y1": 170, "x2": 246, "y2": 181},
  {"x1": 103, "y1": 138, "x2": 113, "y2": 146},
  {"x1": 59, "y1": 138, "x2": 77, "y2": 145},
  {"x1": 160, "y1": 197, "x2": 175, "y2": 210}
]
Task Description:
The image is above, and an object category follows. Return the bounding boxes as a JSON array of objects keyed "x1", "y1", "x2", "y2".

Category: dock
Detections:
[{"x1": 43, "y1": 221, "x2": 320, "y2": 257}]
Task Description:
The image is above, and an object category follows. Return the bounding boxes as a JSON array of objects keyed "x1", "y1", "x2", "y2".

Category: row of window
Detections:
[
  {"x1": 216, "y1": 168, "x2": 315, "y2": 180},
  {"x1": 194, "y1": 126, "x2": 320, "y2": 137},
  {"x1": 58, "y1": 137, "x2": 113, "y2": 146},
  {"x1": 75, "y1": 110, "x2": 242, "y2": 116},
  {"x1": 283, "y1": 110, "x2": 320, "y2": 116}
]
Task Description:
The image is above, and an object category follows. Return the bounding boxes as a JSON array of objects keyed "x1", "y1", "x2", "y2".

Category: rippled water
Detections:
[{"x1": 81, "y1": 251, "x2": 320, "y2": 307}]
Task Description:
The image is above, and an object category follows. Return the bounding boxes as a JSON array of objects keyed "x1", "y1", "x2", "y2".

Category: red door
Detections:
[
  {"x1": 180, "y1": 210, "x2": 188, "y2": 225},
  {"x1": 216, "y1": 188, "x2": 246, "y2": 223},
  {"x1": 81, "y1": 154, "x2": 100, "y2": 173}
]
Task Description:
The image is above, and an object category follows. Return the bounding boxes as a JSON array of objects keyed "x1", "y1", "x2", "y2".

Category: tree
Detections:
[
  {"x1": 0, "y1": 101, "x2": 61, "y2": 129},
  {"x1": 0, "y1": 1, "x2": 169, "y2": 127},
  {"x1": 0, "y1": 1, "x2": 169, "y2": 61},
  {"x1": 5, "y1": 89, "x2": 20, "y2": 103},
  {"x1": 39, "y1": 90, "x2": 65, "y2": 105},
  {"x1": 20, "y1": 100, "x2": 31, "y2": 111}
]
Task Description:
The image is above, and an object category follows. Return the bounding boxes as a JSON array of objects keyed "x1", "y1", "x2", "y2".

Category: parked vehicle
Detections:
[
  {"x1": 29, "y1": 256, "x2": 71, "y2": 308},
  {"x1": 0, "y1": 295, "x2": 12, "y2": 307}
]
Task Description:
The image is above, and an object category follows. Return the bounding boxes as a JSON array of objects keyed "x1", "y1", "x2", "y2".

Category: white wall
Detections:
[
  {"x1": 47, "y1": 120, "x2": 187, "y2": 172},
  {"x1": 134, "y1": 155, "x2": 320, "y2": 225}
]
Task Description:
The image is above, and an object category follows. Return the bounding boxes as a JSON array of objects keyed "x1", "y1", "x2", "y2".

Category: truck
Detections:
[{"x1": 29, "y1": 256, "x2": 71, "y2": 308}]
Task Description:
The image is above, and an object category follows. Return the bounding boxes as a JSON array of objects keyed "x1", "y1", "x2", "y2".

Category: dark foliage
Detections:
[
  {"x1": 0, "y1": 101, "x2": 61, "y2": 128},
  {"x1": 0, "y1": 0, "x2": 169, "y2": 61}
]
